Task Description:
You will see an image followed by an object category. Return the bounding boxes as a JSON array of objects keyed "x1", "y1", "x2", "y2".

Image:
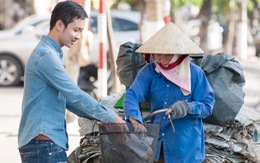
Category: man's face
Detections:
[{"x1": 59, "y1": 18, "x2": 85, "y2": 48}]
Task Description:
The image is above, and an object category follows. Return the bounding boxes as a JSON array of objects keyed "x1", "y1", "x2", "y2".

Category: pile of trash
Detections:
[
  {"x1": 68, "y1": 94, "x2": 260, "y2": 163},
  {"x1": 68, "y1": 130, "x2": 101, "y2": 163},
  {"x1": 204, "y1": 105, "x2": 260, "y2": 163}
]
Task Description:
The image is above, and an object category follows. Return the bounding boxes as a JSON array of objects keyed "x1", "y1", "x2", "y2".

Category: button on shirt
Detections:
[
  {"x1": 124, "y1": 62, "x2": 215, "y2": 163},
  {"x1": 18, "y1": 36, "x2": 117, "y2": 150}
]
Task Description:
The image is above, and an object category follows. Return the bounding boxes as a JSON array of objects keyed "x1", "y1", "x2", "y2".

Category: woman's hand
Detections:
[
  {"x1": 165, "y1": 101, "x2": 190, "y2": 119},
  {"x1": 129, "y1": 118, "x2": 147, "y2": 132}
]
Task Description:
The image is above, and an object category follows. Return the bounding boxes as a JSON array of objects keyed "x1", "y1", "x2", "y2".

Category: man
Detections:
[
  {"x1": 123, "y1": 22, "x2": 215, "y2": 162},
  {"x1": 18, "y1": 1, "x2": 125, "y2": 162}
]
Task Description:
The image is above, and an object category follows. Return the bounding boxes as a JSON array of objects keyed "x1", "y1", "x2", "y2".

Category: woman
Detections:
[{"x1": 123, "y1": 22, "x2": 215, "y2": 163}]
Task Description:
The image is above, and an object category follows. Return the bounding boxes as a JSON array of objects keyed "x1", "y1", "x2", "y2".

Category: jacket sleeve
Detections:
[
  {"x1": 187, "y1": 66, "x2": 215, "y2": 119},
  {"x1": 36, "y1": 52, "x2": 117, "y2": 123},
  {"x1": 123, "y1": 65, "x2": 152, "y2": 123}
]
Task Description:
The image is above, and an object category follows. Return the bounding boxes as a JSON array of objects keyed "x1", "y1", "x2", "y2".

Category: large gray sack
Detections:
[
  {"x1": 192, "y1": 53, "x2": 245, "y2": 125},
  {"x1": 116, "y1": 41, "x2": 146, "y2": 89}
]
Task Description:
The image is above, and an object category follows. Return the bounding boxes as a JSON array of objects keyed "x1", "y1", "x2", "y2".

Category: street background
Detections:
[
  {"x1": 0, "y1": 50, "x2": 260, "y2": 162},
  {"x1": 0, "y1": 0, "x2": 260, "y2": 162}
]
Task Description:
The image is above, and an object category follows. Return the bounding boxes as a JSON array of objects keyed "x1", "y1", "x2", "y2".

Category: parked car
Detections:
[
  {"x1": 0, "y1": 14, "x2": 50, "y2": 39},
  {"x1": 0, "y1": 16, "x2": 51, "y2": 86},
  {"x1": 0, "y1": 9, "x2": 140, "y2": 88},
  {"x1": 88, "y1": 9, "x2": 140, "y2": 63}
]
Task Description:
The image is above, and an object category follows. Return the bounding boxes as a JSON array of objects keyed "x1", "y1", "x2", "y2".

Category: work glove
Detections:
[{"x1": 165, "y1": 101, "x2": 190, "y2": 119}]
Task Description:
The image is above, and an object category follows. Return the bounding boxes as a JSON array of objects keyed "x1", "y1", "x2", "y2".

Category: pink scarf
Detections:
[{"x1": 155, "y1": 55, "x2": 191, "y2": 96}]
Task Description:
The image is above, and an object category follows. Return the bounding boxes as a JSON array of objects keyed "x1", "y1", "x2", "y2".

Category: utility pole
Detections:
[{"x1": 97, "y1": 0, "x2": 107, "y2": 98}]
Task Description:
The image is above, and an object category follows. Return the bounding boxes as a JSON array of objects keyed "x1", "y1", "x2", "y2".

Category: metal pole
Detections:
[{"x1": 98, "y1": 0, "x2": 107, "y2": 97}]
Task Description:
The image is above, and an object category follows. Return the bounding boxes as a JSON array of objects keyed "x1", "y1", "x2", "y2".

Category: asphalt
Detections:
[{"x1": 0, "y1": 49, "x2": 259, "y2": 163}]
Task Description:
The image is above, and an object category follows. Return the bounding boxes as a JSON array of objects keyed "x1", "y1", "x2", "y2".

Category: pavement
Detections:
[
  {"x1": 0, "y1": 50, "x2": 260, "y2": 163},
  {"x1": 0, "y1": 88, "x2": 82, "y2": 163},
  {"x1": 239, "y1": 53, "x2": 260, "y2": 111}
]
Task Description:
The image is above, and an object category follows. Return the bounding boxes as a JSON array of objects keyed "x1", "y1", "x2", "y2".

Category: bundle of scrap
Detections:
[
  {"x1": 204, "y1": 105, "x2": 260, "y2": 163},
  {"x1": 74, "y1": 95, "x2": 260, "y2": 163}
]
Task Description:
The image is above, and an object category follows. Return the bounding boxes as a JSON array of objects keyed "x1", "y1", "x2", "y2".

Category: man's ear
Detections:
[{"x1": 56, "y1": 20, "x2": 65, "y2": 31}]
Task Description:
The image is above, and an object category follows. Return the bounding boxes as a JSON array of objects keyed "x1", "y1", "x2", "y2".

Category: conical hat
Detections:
[{"x1": 136, "y1": 22, "x2": 204, "y2": 56}]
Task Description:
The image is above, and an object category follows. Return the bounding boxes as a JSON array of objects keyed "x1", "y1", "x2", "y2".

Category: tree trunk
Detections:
[
  {"x1": 197, "y1": 0, "x2": 212, "y2": 53},
  {"x1": 107, "y1": 6, "x2": 119, "y2": 94},
  {"x1": 170, "y1": 1, "x2": 175, "y2": 23},
  {"x1": 236, "y1": 0, "x2": 248, "y2": 60},
  {"x1": 252, "y1": 0, "x2": 260, "y2": 16},
  {"x1": 139, "y1": 0, "x2": 146, "y2": 43},
  {"x1": 224, "y1": 0, "x2": 236, "y2": 55},
  {"x1": 143, "y1": 0, "x2": 165, "y2": 41},
  {"x1": 25, "y1": 0, "x2": 35, "y2": 15}
]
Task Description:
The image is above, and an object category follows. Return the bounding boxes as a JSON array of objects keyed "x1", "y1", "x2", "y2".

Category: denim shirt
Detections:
[
  {"x1": 18, "y1": 35, "x2": 117, "y2": 150},
  {"x1": 124, "y1": 62, "x2": 215, "y2": 163}
]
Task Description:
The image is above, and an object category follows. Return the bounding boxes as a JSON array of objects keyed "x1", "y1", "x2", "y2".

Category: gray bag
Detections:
[
  {"x1": 191, "y1": 53, "x2": 245, "y2": 125},
  {"x1": 116, "y1": 41, "x2": 146, "y2": 89}
]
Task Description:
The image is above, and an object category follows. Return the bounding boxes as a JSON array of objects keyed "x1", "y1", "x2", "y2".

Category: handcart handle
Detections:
[
  {"x1": 143, "y1": 108, "x2": 175, "y2": 132},
  {"x1": 143, "y1": 109, "x2": 168, "y2": 121}
]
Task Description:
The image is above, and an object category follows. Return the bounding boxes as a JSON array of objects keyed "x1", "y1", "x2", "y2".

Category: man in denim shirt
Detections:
[{"x1": 18, "y1": 1, "x2": 126, "y2": 162}]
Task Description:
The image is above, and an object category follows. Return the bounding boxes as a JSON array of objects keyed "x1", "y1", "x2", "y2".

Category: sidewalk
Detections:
[
  {"x1": 239, "y1": 56, "x2": 260, "y2": 111},
  {"x1": 0, "y1": 88, "x2": 81, "y2": 163}
]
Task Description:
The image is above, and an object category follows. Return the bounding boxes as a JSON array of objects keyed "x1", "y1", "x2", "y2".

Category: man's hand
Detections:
[
  {"x1": 113, "y1": 116, "x2": 126, "y2": 123},
  {"x1": 165, "y1": 101, "x2": 190, "y2": 119},
  {"x1": 101, "y1": 116, "x2": 129, "y2": 144},
  {"x1": 113, "y1": 116, "x2": 129, "y2": 134}
]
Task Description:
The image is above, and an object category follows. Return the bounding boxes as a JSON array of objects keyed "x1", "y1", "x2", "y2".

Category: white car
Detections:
[
  {"x1": 0, "y1": 14, "x2": 50, "y2": 40},
  {"x1": 0, "y1": 14, "x2": 50, "y2": 86},
  {"x1": 0, "y1": 9, "x2": 140, "y2": 87}
]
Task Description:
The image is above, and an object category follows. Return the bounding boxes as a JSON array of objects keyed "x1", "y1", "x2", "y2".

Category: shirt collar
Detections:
[{"x1": 41, "y1": 35, "x2": 63, "y2": 59}]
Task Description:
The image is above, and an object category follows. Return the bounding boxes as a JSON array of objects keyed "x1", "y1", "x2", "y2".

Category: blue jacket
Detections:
[
  {"x1": 18, "y1": 36, "x2": 117, "y2": 150},
  {"x1": 124, "y1": 61, "x2": 215, "y2": 163}
]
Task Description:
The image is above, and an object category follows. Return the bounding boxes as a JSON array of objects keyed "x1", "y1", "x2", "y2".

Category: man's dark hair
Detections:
[{"x1": 50, "y1": 1, "x2": 88, "y2": 30}]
